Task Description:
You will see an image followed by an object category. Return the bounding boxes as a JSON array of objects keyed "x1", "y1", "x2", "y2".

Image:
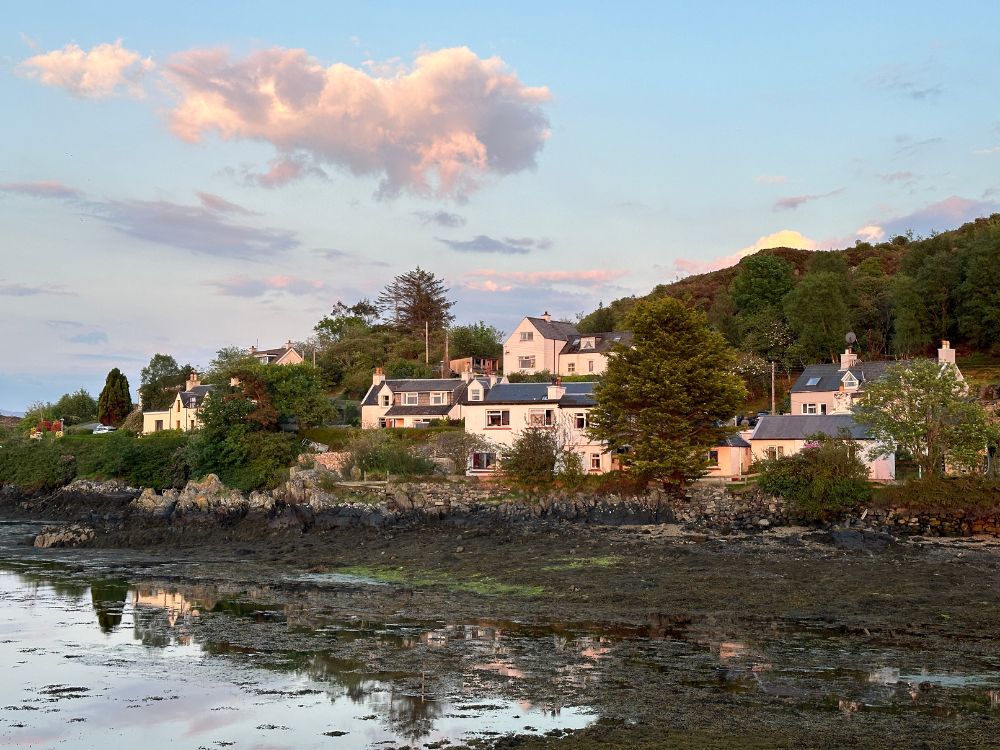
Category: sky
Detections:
[{"x1": 3, "y1": 1, "x2": 1000, "y2": 411}]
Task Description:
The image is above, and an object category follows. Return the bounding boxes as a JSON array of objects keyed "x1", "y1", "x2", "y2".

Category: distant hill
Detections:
[{"x1": 0, "y1": 409, "x2": 24, "y2": 418}]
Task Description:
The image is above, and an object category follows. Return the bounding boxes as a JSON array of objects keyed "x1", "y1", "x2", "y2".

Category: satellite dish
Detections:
[{"x1": 845, "y1": 332, "x2": 857, "y2": 345}]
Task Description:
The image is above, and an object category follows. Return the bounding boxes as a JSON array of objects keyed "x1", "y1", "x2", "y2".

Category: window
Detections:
[
  {"x1": 765, "y1": 446, "x2": 784, "y2": 460},
  {"x1": 588, "y1": 360, "x2": 594, "y2": 373},
  {"x1": 378, "y1": 418, "x2": 388, "y2": 428},
  {"x1": 707, "y1": 450, "x2": 719, "y2": 466},
  {"x1": 582, "y1": 337, "x2": 596, "y2": 349},
  {"x1": 519, "y1": 331, "x2": 534, "y2": 342},
  {"x1": 574, "y1": 412, "x2": 588, "y2": 429},
  {"x1": 806, "y1": 377, "x2": 821, "y2": 386},
  {"x1": 486, "y1": 410, "x2": 510, "y2": 427},
  {"x1": 567, "y1": 362, "x2": 576, "y2": 373},
  {"x1": 431, "y1": 392, "x2": 445, "y2": 405},
  {"x1": 176, "y1": 401, "x2": 181, "y2": 412},
  {"x1": 175, "y1": 420, "x2": 181, "y2": 430},
  {"x1": 381, "y1": 394, "x2": 391, "y2": 406},
  {"x1": 472, "y1": 452, "x2": 496, "y2": 470},
  {"x1": 518, "y1": 356, "x2": 536, "y2": 369},
  {"x1": 190, "y1": 420, "x2": 195, "y2": 430},
  {"x1": 802, "y1": 403, "x2": 817, "y2": 415},
  {"x1": 414, "y1": 418, "x2": 432, "y2": 428},
  {"x1": 529, "y1": 409, "x2": 555, "y2": 426},
  {"x1": 154, "y1": 419, "x2": 163, "y2": 432},
  {"x1": 590, "y1": 453, "x2": 602, "y2": 470},
  {"x1": 469, "y1": 389, "x2": 482, "y2": 401},
  {"x1": 403, "y1": 393, "x2": 418, "y2": 406},
  {"x1": 843, "y1": 374, "x2": 858, "y2": 389},
  {"x1": 187, "y1": 397, "x2": 197, "y2": 408}
]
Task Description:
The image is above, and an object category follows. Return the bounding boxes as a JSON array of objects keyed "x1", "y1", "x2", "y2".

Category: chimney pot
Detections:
[
  {"x1": 840, "y1": 347, "x2": 858, "y2": 371},
  {"x1": 938, "y1": 340, "x2": 956, "y2": 365}
]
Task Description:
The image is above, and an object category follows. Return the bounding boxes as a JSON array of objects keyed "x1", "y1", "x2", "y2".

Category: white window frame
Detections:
[
  {"x1": 403, "y1": 392, "x2": 418, "y2": 406},
  {"x1": 707, "y1": 449, "x2": 719, "y2": 467},
  {"x1": 381, "y1": 394, "x2": 391, "y2": 406},
  {"x1": 469, "y1": 389, "x2": 482, "y2": 402},
  {"x1": 431, "y1": 392, "x2": 445, "y2": 405},
  {"x1": 486, "y1": 410, "x2": 510, "y2": 427},
  {"x1": 567, "y1": 362, "x2": 576, "y2": 374},
  {"x1": 471, "y1": 451, "x2": 496, "y2": 470},
  {"x1": 843, "y1": 374, "x2": 859, "y2": 389},
  {"x1": 766, "y1": 446, "x2": 785, "y2": 460},
  {"x1": 590, "y1": 453, "x2": 602, "y2": 470},
  {"x1": 528, "y1": 409, "x2": 555, "y2": 427},
  {"x1": 518, "y1": 355, "x2": 536, "y2": 370},
  {"x1": 806, "y1": 376, "x2": 821, "y2": 386},
  {"x1": 574, "y1": 412, "x2": 588, "y2": 429}
]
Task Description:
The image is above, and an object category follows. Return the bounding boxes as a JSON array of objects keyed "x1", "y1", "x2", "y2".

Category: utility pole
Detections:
[
  {"x1": 424, "y1": 321, "x2": 429, "y2": 364},
  {"x1": 770, "y1": 360, "x2": 776, "y2": 414}
]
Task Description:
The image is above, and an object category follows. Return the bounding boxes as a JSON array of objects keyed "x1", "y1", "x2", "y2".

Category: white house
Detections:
[
  {"x1": 502, "y1": 312, "x2": 630, "y2": 377},
  {"x1": 142, "y1": 373, "x2": 215, "y2": 434},
  {"x1": 360, "y1": 368, "x2": 492, "y2": 428}
]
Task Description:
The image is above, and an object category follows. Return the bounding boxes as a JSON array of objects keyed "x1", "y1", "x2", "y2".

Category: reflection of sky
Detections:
[{"x1": 0, "y1": 572, "x2": 594, "y2": 748}]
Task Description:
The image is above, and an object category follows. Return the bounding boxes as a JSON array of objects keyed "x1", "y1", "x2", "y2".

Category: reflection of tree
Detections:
[
  {"x1": 383, "y1": 690, "x2": 443, "y2": 741},
  {"x1": 90, "y1": 579, "x2": 129, "y2": 633}
]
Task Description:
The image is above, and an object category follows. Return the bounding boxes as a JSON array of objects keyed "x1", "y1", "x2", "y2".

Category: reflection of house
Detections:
[
  {"x1": 791, "y1": 341, "x2": 961, "y2": 416},
  {"x1": 360, "y1": 369, "x2": 492, "y2": 428},
  {"x1": 463, "y1": 381, "x2": 614, "y2": 474},
  {"x1": 502, "y1": 313, "x2": 630, "y2": 377},
  {"x1": 749, "y1": 414, "x2": 895, "y2": 481},
  {"x1": 141, "y1": 373, "x2": 215, "y2": 434},
  {"x1": 449, "y1": 355, "x2": 499, "y2": 376},
  {"x1": 249, "y1": 340, "x2": 304, "y2": 365},
  {"x1": 703, "y1": 434, "x2": 753, "y2": 481}
]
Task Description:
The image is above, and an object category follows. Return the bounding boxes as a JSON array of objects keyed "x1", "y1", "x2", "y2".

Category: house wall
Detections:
[
  {"x1": 463, "y1": 403, "x2": 613, "y2": 473},
  {"x1": 503, "y1": 319, "x2": 560, "y2": 375},
  {"x1": 702, "y1": 446, "x2": 751, "y2": 480},
  {"x1": 749, "y1": 438, "x2": 895, "y2": 481},
  {"x1": 141, "y1": 397, "x2": 205, "y2": 434},
  {"x1": 557, "y1": 351, "x2": 610, "y2": 377},
  {"x1": 790, "y1": 390, "x2": 857, "y2": 415},
  {"x1": 276, "y1": 349, "x2": 305, "y2": 365}
]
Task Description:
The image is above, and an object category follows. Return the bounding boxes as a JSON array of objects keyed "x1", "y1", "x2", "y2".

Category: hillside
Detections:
[{"x1": 581, "y1": 214, "x2": 1000, "y2": 365}]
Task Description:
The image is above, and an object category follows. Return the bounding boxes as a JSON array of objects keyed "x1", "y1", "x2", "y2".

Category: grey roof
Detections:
[
  {"x1": 179, "y1": 384, "x2": 215, "y2": 407},
  {"x1": 719, "y1": 433, "x2": 751, "y2": 448},
  {"x1": 560, "y1": 330, "x2": 633, "y2": 355},
  {"x1": 483, "y1": 382, "x2": 596, "y2": 406},
  {"x1": 791, "y1": 361, "x2": 894, "y2": 393},
  {"x1": 751, "y1": 415, "x2": 873, "y2": 441},
  {"x1": 525, "y1": 316, "x2": 579, "y2": 341},
  {"x1": 362, "y1": 378, "x2": 470, "y2": 407},
  {"x1": 383, "y1": 404, "x2": 454, "y2": 417}
]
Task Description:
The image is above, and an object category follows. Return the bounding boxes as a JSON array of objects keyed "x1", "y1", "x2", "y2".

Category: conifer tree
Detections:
[{"x1": 97, "y1": 368, "x2": 133, "y2": 426}]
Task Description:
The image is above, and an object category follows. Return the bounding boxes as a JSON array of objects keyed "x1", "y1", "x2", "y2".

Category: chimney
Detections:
[
  {"x1": 185, "y1": 372, "x2": 201, "y2": 391},
  {"x1": 488, "y1": 373, "x2": 498, "y2": 388},
  {"x1": 461, "y1": 367, "x2": 474, "y2": 383},
  {"x1": 547, "y1": 377, "x2": 565, "y2": 401},
  {"x1": 541, "y1": 310, "x2": 552, "y2": 322},
  {"x1": 229, "y1": 377, "x2": 241, "y2": 387},
  {"x1": 839, "y1": 347, "x2": 858, "y2": 371},
  {"x1": 373, "y1": 367, "x2": 386, "y2": 386},
  {"x1": 249, "y1": 345, "x2": 257, "y2": 354},
  {"x1": 285, "y1": 339, "x2": 294, "y2": 350},
  {"x1": 938, "y1": 340, "x2": 956, "y2": 365}
]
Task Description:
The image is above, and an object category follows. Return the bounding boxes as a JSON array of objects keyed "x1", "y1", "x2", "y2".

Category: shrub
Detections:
[
  {"x1": 339, "y1": 430, "x2": 436, "y2": 479},
  {"x1": 412, "y1": 431, "x2": 496, "y2": 475},
  {"x1": 756, "y1": 435, "x2": 872, "y2": 520},
  {"x1": 873, "y1": 476, "x2": 1000, "y2": 513},
  {"x1": 500, "y1": 427, "x2": 560, "y2": 484}
]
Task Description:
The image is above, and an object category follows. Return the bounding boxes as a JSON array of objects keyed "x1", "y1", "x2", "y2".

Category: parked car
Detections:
[{"x1": 92, "y1": 425, "x2": 116, "y2": 434}]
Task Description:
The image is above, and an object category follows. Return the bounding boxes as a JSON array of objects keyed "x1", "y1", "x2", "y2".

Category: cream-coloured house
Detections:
[
  {"x1": 249, "y1": 341, "x2": 304, "y2": 366},
  {"x1": 142, "y1": 373, "x2": 215, "y2": 434},
  {"x1": 502, "y1": 313, "x2": 631, "y2": 377},
  {"x1": 702, "y1": 434, "x2": 753, "y2": 481},
  {"x1": 790, "y1": 341, "x2": 962, "y2": 416},
  {"x1": 749, "y1": 415, "x2": 895, "y2": 481},
  {"x1": 360, "y1": 369, "x2": 491, "y2": 428},
  {"x1": 463, "y1": 381, "x2": 614, "y2": 475}
]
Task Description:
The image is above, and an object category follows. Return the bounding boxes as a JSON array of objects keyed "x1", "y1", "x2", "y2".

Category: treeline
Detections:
[{"x1": 579, "y1": 214, "x2": 1000, "y2": 368}]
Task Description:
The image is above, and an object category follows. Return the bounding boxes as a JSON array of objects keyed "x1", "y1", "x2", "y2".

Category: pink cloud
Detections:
[
  {"x1": 196, "y1": 191, "x2": 258, "y2": 215},
  {"x1": 774, "y1": 188, "x2": 844, "y2": 211},
  {"x1": 0, "y1": 180, "x2": 82, "y2": 200},
  {"x1": 19, "y1": 39, "x2": 154, "y2": 98},
  {"x1": 164, "y1": 46, "x2": 551, "y2": 199},
  {"x1": 206, "y1": 275, "x2": 324, "y2": 297},
  {"x1": 464, "y1": 268, "x2": 626, "y2": 292}
]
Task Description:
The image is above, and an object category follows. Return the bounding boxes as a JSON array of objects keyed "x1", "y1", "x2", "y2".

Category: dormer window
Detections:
[
  {"x1": 842, "y1": 373, "x2": 859, "y2": 389},
  {"x1": 469, "y1": 388, "x2": 482, "y2": 401},
  {"x1": 381, "y1": 394, "x2": 391, "y2": 407},
  {"x1": 403, "y1": 393, "x2": 418, "y2": 406},
  {"x1": 581, "y1": 337, "x2": 596, "y2": 349}
]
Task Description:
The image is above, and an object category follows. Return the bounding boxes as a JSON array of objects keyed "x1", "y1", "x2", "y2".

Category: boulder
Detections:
[{"x1": 34, "y1": 524, "x2": 95, "y2": 548}]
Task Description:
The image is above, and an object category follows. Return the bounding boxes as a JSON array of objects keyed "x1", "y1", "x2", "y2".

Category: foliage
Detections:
[
  {"x1": 97, "y1": 368, "x2": 133, "y2": 427},
  {"x1": 506, "y1": 369, "x2": 555, "y2": 383},
  {"x1": 119, "y1": 408, "x2": 144, "y2": 435},
  {"x1": 22, "y1": 389, "x2": 98, "y2": 429},
  {"x1": 577, "y1": 302, "x2": 617, "y2": 334},
  {"x1": 755, "y1": 435, "x2": 872, "y2": 519},
  {"x1": 783, "y1": 271, "x2": 853, "y2": 363},
  {"x1": 728, "y1": 253, "x2": 794, "y2": 315},
  {"x1": 338, "y1": 430, "x2": 436, "y2": 479},
  {"x1": 588, "y1": 296, "x2": 746, "y2": 489},
  {"x1": 203, "y1": 346, "x2": 257, "y2": 384},
  {"x1": 500, "y1": 427, "x2": 560, "y2": 483},
  {"x1": 873, "y1": 476, "x2": 1000, "y2": 513},
  {"x1": 139, "y1": 354, "x2": 192, "y2": 411},
  {"x1": 377, "y1": 267, "x2": 455, "y2": 332},
  {"x1": 252, "y1": 363, "x2": 334, "y2": 428},
  {"x1": 891, "y1": 274, "x2": 930, "y2": 356},
  {"x1": 449, "y1": 321, "x2": 504, "y2": 359},
  {"x1": 853, "y1": 359, "x2": 996, "y2": 477},
  {"x1": 413, "y1": 430, "x2": 496, "y2": 474}
]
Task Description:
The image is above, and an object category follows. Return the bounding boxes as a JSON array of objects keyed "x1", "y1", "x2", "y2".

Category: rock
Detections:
[
  {"x1": 34, "y1": 524, "x2": 95, "y2": 548},
  {"x1": 757, "y1": 518, "x2": 771, "y2": 528},
  {"x1": 826, "y1": 528, "x2": 894, "y2": 553},
  {"x1": 455, "y1": 545, "x2": 465, "y2": 553}
]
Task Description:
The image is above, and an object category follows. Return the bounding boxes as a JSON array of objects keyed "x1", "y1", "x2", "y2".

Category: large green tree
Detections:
[
  {"x1": 54, "y1": 389, "x2": 98, "y2": 425},
  {"x1": 577, "y1": 302, "x2": 617, "y2": 334},
  {"x1": 377, "y1": 267, "x2": 455, "y2": 331},
  {"x1": 449, "y1": 321, "x2": 504, "y2": 359},
  {"x1": 728, "y1": 253, "x2": 794, "y2": 315},
  {"x1": 139, "y1": 354, "x2": 192, "y2": 410},
  {"x1": 588, "y1": 296, "x2": 747, "y2": 489},
  {"x1": 97, "y1": 368, "x2": 133, "y2": 426},
  {"x1": 783, "y1": 271, "x2": 853, "y2": 363},
  {"x1": 853, "y1": 359, "x2": 996, "y2": 477},
  {"x1": 890, "y1": 274, "x2": 930, "y2": 356}
]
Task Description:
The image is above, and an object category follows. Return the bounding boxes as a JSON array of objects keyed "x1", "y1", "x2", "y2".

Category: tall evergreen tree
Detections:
[
  {"x1": 891, "y1": 274, "x2": 930, "y2": 356},
  {"x1": 588, "y1": 297, "x2": 746, "y2": 490},
  {"x1": 783, "y1": 271, "x2": 853, "y2": 363},
  {"x1": 377, "y1": 267, "x2": 455, "y2": 331},
  {"x1": 97, "y1": 368, "x2": 133, "y2": 426}
]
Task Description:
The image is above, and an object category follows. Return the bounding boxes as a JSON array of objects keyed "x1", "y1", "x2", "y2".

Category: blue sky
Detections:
[{"x1": 2, "y1": 2, "x2": 1000, "y2": 410}]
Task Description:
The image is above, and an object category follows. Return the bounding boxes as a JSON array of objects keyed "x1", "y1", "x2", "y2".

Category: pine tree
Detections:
[
  {"x1": 376, "y1": 267, "x2": 455, "y2": 331},
  {"x1": 97, "y1": 368, "x2": 133, "y2": 426},
  {"x1": 588, "y1": 296, "x2": 746, "y2": 489}
]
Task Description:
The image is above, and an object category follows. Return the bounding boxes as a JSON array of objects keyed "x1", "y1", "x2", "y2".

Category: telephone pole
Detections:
[
  {"x1": 425, "y1": 321, "x2": 429, "y2": 364},
  {"x1": 770, "y1": 360, "x2": 776, "y2": 414}
]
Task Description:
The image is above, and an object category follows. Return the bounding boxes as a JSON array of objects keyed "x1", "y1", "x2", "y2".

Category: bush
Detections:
[
  {"x1": 339, "y1": 430, "x2": 436, "y2": 479},
  {"x1": 500, "y1": 427, "x2": 560, "y2": 484},
  {"x1": 873, "y1": 476, "x2": 1000, "y2": 513},
  {"x1": 756, "y1": 435, "x2": 872, "y2": 520},
  {"x1": 187, "y1": 425, "x2": 299, "y2": 492},
  {"x1": 411, "y1": 431, "x2": 496, "y2": 475}
]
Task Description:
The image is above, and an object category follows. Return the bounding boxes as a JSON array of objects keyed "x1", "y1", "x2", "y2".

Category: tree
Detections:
[
  {"x1": 500, "y1": 426, "x2": 561, "y2": 483},
  {"x1": 783, "y1": 272, "x2": 853, "y2": 363},
  {"x1": 314, "y1": 299, "x2": 379, "y2": 342},
  {"x1": 853, "y1": 359, "x2": 995, "y2": 477},
  {"x1": 97, "y1": 368, "x2": 133, "y2": 426},
  {"x1": 204, "y1": 346, "x2": 256, "y2": 383},
  {"x1": 377, "y1": 267, "x2": 455, "y2": 331},
  {"x1": 852, "y1": 258, "x2": 893, "y2": 360},
  {"x1": 891, "y1": 274, "x2": 930, "y2": 356},
  {"x1": 139, "y1": 354, "x2": 192, "y2": 410},
  {"x1": 449, "y1": 321, "x2": 504, "y2": 359},
  {"x1": 577, "y1": 302, "x2": 616, "y2": 334},
  {"x1": 53, "y1": 389, "x2": 98, "y2": 425},
  {"x1": 958, "y1": 243, "x2": 1000, "y2": 350},
  {"x1": 728, "y1": 253, "x2": 794, "y2": 315},
  {"x1": 588, "y1": 296, "x2": 747, "y2": 489}
]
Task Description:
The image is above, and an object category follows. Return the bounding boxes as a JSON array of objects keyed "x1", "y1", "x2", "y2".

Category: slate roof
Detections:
[
  {"x1": 482, "y1": 382, "x2": 596, "y2": 406},
  {"x1": 361, "y1": 378, "x2": 470, "y2": 407},
  {"x1": 525, "y1": 317, "x2": 579, "y2": 341},
  {"x1": 383, "y1": 404, "x2": 454, "y2": 417},
  {"x1": 179, "y1": 384, "x2": 215, "y2": 408},
  {"x1": 791, "y1": 361, "x2": 894, "y2": 393},
  {"x1": 560, "y1": 330, "x2": 633, "y2": 355},
  {"x1": 751, "y1": 415, "x2": 873, "y2": 441},
  {"x1": 719, "y1": 433, "x2": 751, "y2": 448}
]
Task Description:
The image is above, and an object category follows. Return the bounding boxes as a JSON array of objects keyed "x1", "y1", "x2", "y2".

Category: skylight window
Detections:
[{"x1": 806, "y1": 377, "x2": 821, "y2": 386}]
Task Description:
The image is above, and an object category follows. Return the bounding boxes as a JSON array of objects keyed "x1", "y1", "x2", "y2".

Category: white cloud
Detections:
[{"x1": 19, "y1": 39, "x2": 154, "y2": 98}]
